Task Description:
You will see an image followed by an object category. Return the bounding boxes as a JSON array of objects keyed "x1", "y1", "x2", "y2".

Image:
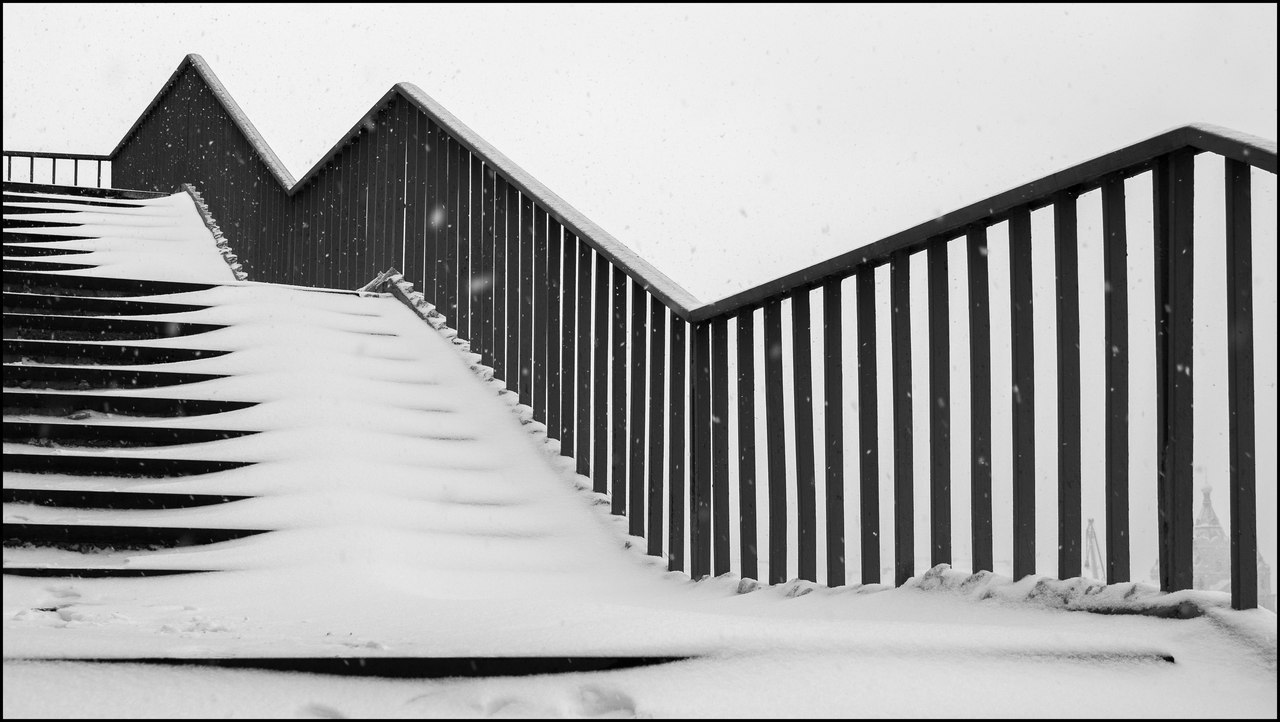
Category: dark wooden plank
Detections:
[
  {"x1": 593, "y1": 252, "x2": 611, "y2": 493},
  {"x1": 737, "y1": 310, "x2": 759, "y2": 581},
  {"x1": 1225, "y1": 158, "x2": 1257, "y2": 610},
  {"x1": 404, "y1": 109, "x2": 424, "y2": 293},
  {"x1": 1054, "y1": 193, "x2": 1082, "y2": 580},
  {"x1": 457, "y1": 147, "x2": 476, "y2": 341},
  {"x1": 691, "y1": 320, "x2": 712, "y2": 579},
  {"x1": 890, "y1": 250, "x2": 914, "y2": 586},
  {"x1": 560, "y1": 232, "x2": 578, "y2": 457},
  {"x1": 855, "y1": 267, "x2": 880, "y2": 584},
  {"x1": 576, "y1": 242, "x2": 594, "y2": 477},
  {"x1": 1101, "y1": 175, "x2": 1130, "y2": 584},
  {"x1": 505, "y1": 183, "x2": 521, "y2": 391},
  {"x1": 763, "y1": 299, "x2": 787, "y2": 585},
  {"x1": 442, "y1": 136, "x2": 460, "y2": 325},
  {"x1": 424, "y1": 120, "x2": 441, "y2": 303},
  {"x1": 392, "y1": 99, "x2": 410, "y2": 279},
  {"x1": 711, "y1": 316, "x2": 731, "y2": 576},
  {"x1": 491, "y1": 175, "x2": 507, "y2": 380},
  {"x1": 477, "y1": 160, "x2": 494, "y2": 366},
  {"x1": 927, "y1": 239, "x2": 951, "y2": 568},
  {"x1": 533, "y1": 206, "x2": 549, "y2": 423},
  {"x1": 1008, "y1": 207, "x2": 1036, "y2": 581},
  {"x1": 823, "y1": 279, "x2": 845, "y2": 587},
  {"x1": 628, "y1": 280, "x2": 647, "y2": 536},
  {"x1": 371, "y1": 107, "x2": 392, "y2": 279},
  {"x1": 647, "y1": 296, "x2": 666, "y2": 557},
  {"x1": 669, "y1": 316, "x2": 688, "y2": 572},
  {"x1": 518, "y1": 194, "x2": 535, "y2": 406},
  {"x1": 1154, "y1": 150, "x2": 1195, "y2": 592},
  {"x1": 547, "y1": 219, "x2": 563, "y2": 436},
  {"x1": 610, "y1": 265, "x2": 628, "y2": 515},
  {"x1": 792, "y1": 289, "x2": 817, "y2": 582}
]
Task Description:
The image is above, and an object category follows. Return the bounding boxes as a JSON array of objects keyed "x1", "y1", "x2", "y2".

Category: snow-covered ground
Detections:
[{"x1": 3, "y1": 190, "x2": 1276, "y2": 717}]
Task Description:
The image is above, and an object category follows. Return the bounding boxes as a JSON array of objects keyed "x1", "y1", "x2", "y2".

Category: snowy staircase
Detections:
[{"x1": 3, "y1": 183, "x2": 267, "y2": 576}]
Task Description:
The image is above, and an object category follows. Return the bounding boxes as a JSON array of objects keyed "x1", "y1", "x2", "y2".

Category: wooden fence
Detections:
[{"x1": 5, "y1": 54, "x2": 1275, "y2": 609}]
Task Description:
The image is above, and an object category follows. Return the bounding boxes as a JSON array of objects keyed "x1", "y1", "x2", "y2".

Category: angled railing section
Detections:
[{"x1": 6, "y1": 54, "x2": 1275, "y2": 611}]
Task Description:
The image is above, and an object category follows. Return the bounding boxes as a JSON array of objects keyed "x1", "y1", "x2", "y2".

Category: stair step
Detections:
[
  {"x1": 2, "y1": 232, "x2": 98, "y2": 244},
  {"x1": 3, "y1": 313, "x2": 223, "y2": 341},
  {"x1": 2, "y1": 523, "x2": 268, "y2": 550},
  {"x1": 1, "y1": 489, "x2": 251, "y2": 510},
  {"x1": 3, "y1": 364, "x2": 225, "y2": 390},
  {"x1": 3, "y1": 270, "x2": 220, "y2": 297},
  {"x1": 3, "y1": 453, "x2": 252, "y2": 477},
  {"x1": 1, "y1": 244, "x2": 92, "y2": 257},
  {"x1": 1, "y1": 391, "x2": 253, "y2": 418},
  {"x1": 1, "y1": 218, "x2": 84, "y2": 230},
  {"x1": 2, "y1": 292, "x2": 205, "y2": 316},
  {"x1": 3, "y1": 181, "x2": 166, "y2": 201},
  {"x1": 3, "y1": 421, "x2": 258, "y2": 448},
  {"x1": 2, "y1": 567, "x2": 211, "y2": 578},
  {"x1": 2, "y1": 259, "x2": 96, "y2": 272},
  {"x1": 4, "y1": 340, "x2": 229, "y2": 365}
]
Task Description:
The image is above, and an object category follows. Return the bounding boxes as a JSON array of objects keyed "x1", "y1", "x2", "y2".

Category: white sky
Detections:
[
  {"x1": 2, "y1": 2, "x2": 1276, "y2": 301},
  {"x1": 2, "y1": 3, "x2": 1277, "y2": 584}
]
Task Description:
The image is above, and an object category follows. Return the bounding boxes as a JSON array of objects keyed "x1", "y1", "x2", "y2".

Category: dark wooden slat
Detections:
[
  {"x1": 711, "y1": 316, "x2": 731, "y2": 576},
  {"x1": 763, "y1": 299, "x2": 787, "y2": 585},
  {"x1": 1225, "y1": 158, "x2": 1257, "y2": 610},
  {"x1": 576, "y1": 242, "x2": 593, "y2": 477},
  {"x1": 855, "y1": 267, "x2": 880, "y2": 584},
  {"x1": 560, "y1": 232, "x2": 578, "y2": 457},
  {"x1": 518, "y1": 194, "x2": 535, "y2": 406},
  {"x1": 392, "y1": 101, "x2": 410, "y2": 281},
  {"x1": 691, "y1": 320, "x2": 712, "y2": 579},
  {"x1": 737, "y1": 310, "x2": 759, "y2": 582},
  {"x1": 533, "y1": 206, "x2": 549, "y2": 422},
  {"x1": 1054, "y1": 193, "x2": 1082, "y2": 579},
  {"x1": 458, "y1": 147, "x2": 476, "y2": 341},
  {"x1": 1008, "y1": 208, "x2": 1036, "y2": 581},
  {"x1": 1102, "y1": 175, "x2": 1130, "y2": 584},
  {"x1": 669, "y1": 316, "x2": 687, "y2": 572},
  {"x1": 491, "y1": 175, "x2": 507, "y2": 380},
  {"x1": 442, "y1": 136, "x2": 459, "y2": 324},
  {"x1": 967, "y1": 229, "x2": 994, "y2": 574},
  {"x1": 1154, "y1": 150, "x2": 1195, "y2": 592},
  {"x1": 547, "y1": 219, "x2": 562, "y2": 436},
  {"x1": 425, "y1": 120, "x2": 441, "y2": 303},
  {"x1": 370, "y1": 108, "x2": 392, "y2": 281},
  {"x1": 477, "y1": 160, "x2": 493, "y2": 366},
  {"x1": 927, "y1": 239, "x2": 951, "y2": 568},
  {"x1": 592, "y1": 252, "x2": 610, "y2": 493},
  {"x1": 505, "y1": 183, "x2": 521, "y2": 392},
  {"x1": 647, "y1": 296, "x2": 666, "y2": 557},
  {"x1": 792, "y1": 290, "x2": 817, "y2": 582},
  {"x1": 823, "y1": 279, "x2": 845, "y2": 587},
  {"x1": 610, "y1": 265, "x2": 628, "y2": 515},
  {"x1": 628, "y1": 279, "x2": 647, "y2": 536},
  {"x1": 890, "y1": 250, "x2": 914, "y2": 586},
  {"x1": 404, "y1": 109, "x2": 424, "y2": 293}
]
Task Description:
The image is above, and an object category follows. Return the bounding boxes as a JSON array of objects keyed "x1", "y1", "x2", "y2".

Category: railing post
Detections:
[
  {"x1": 890, "y1": 250, "x2": 914, "y2": 586},
  {"x1": 1054, "y1": 192, "x2": 1082, "y2": 580},
  {"x1": 1008, "y1": 208, "x2": 1036, "y2": 581},
  {"x1": 690, "y1": 319, "x2": 713, "y2": 579},
  {"x1": 1154, "y1": 150, "x2": 1195, "y2": 592},
  {"x1": 1102, "y1": 176, "x2": 1130, "y2": 583},
  {"x1": 1225, "y1": 158, "x2": 1257, "y2": 610}
]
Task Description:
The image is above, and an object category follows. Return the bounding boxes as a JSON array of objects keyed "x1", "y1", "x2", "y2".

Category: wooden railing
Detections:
[
  {"x1": 7, "y1": 54, "x2": 1275, "y2": 610},
  {"x1": 3, "y1": 151, "x2": 111, "y2": 188}
]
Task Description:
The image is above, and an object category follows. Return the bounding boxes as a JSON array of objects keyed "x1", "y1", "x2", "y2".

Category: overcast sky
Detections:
[{"x1": 3, "y1": 2, "x2": 1276, "y2": 300}]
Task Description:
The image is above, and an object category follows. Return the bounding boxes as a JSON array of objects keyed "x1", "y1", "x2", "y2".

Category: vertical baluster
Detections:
[
  {"x1": 629, "y1": 281, "x2": 648, "y2": 535},
  {"x1": 1055, "y1": 193, "x2": 1082, "y2": 579},
  {"x1": 648, "y1": 297, "x2": 667, "y2": 556},
  {"x1": 927, "y1": 240, "x2": 951, "y2": 567},
  {"x1": 456, "y1": 148, "x2": 474, "y2": 339},
  {"x1": 505, "y1": 185, "x2": 520, "y2": 391},
  {"x1": 476, "y1": 160, "x2": 492, "y2": 364},
  {"x1": 967, "y1": 229, "x2": 993, "y2": 574},
  {"x1": 611, "y1": 266, "x2": 628, "y2": 515},
  {"x1": 737, "y1": 310, "x2": 759, "y2": 581},
  {"x1": 593, "y1": 253, "x2": 610, "y2": 493},
  {"x1": 763, "y1": 299, "x2": 787, "y2": 584},
  {"x1": 393, "y1": 101, "x2": 409, "y2": 279},
  {"x1": 533, "y1": 207, "x2": 549, "y2": 421},
  {"x1": 669, "y1": 317, "x2": 688, "y2": 572},
  {"x1": 890, "y1": 250, "x2": 914, "y2": 586},
  {"x1": 1154, "y1": 150, "x2": 1195, "y2": 592},
  {"x1": 404, "y1": 111, "x2": 424, "y2": 292},
  {"x1": 576, "y1": 242, "x2": 594, "y2": 476},
  {"x1": 793, "y1": 289, "x2": 817, "y2": 582},
  {"x1": 1102, "y1": 175, "x2": 1130, "y2": 583},
  {"x1": 1009, "y1": 208, "x2": 1036, "y2": 581},
  {"x1": 424, "y1": 120, "x2": 440, "y2": 303},
  {"x1": 856, "y1": 268, "x2": 880, "y2": 583},
  {"x1": 73, "y1": 159, "x2": 78, "y2": 186},
  {"x1": 371, "y1": 108, "x2": 390, "y2": 278},
  {"x1": 560, "y1": 233, "x2": 578, "y2": 456},
  {"x1": 547, "y1": 220, "x2": 562, "y2": 435},
  {"x1": 711, "y1": 316, "x2": 731, "y2": 575},
  {"x1": 823, "y1": 279, "x2": 845, "y2": 587},
  {"x1": 691, "y1": 320, "x2": 712, "y2": 579},
  {"x1": 1225, "y1": 158, "x2": 1257, "y2": 610},
  {"x1": 491, "y1": 176, "x2": 507, "y2": 380},
  {"x1": 518, "y1": 194, "x2": 535, "y2": 406}
]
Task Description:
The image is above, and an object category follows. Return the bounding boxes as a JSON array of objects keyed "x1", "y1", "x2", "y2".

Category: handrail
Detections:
[
  {"x1": 2, "y1": 150, "x2": 111, "y2": 161},
  {"x1": 81, "y1": 54, "x2": 1279, "y2": 323}
]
